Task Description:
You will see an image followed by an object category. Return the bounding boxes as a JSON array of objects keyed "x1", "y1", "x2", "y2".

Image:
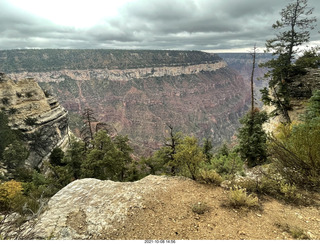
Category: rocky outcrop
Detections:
[
  {"x1": 17, "y1": 175, "x2": 187, "y2": 239},
  {"x1": 0, "y1": 73, "x2": 69, "y2": 168},
  {"x1": 263, "y1": 68, "x2": 320, "y2": 133}
]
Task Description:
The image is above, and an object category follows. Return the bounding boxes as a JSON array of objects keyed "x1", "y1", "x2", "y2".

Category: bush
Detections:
[
  {"x1": 275, "y1": 222, "x2": 310, "y2": 240},
  {"x1": 227, "y1": 186, "x2": 259, "y2": 208},
  {"x1": 49, "y1": 147, "x2": 65, "y2": 166},
  {"x1": 269, "y1": 118, "x2": 320, "y2": 190},
  {"x1": 191, "y1": 202, "x2": 209, "y2": 214},
  {"x1": 1, "y1": 97, "x2": 9, "y2": 105},
  {"x1": 197, "y1": 169, "x2": 223, "y2": 185},
  {"x1": 0, "y1": 180, "x2": 23, "y2": 211},
  {"x1": 24, "y1": 117, "x2": 37, "y2": 126},
  {"x1": 173, "y1": 136, "x2": 205, "y2": 180},
  {"x1": 211, "y1": 152, "x2": 244, "y2": 178}
]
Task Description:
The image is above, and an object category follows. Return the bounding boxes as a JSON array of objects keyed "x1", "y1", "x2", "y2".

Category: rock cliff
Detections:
[
  {"x1": 263, "y1": 68, "x2": 320, "y2": 133},
  {"x1": 2, "y1": 49, "x2": 250, "y2": 154},
  {"x1": 0, "y1": 73, "x2": 69, "y2": 168}
]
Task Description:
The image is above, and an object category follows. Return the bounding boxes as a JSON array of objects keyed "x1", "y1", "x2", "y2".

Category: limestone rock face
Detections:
[
  {"x1": 0, "y1": 73, "x2": 69, "y2": 168},
  {"x1": 19, "y1": 175, "x2": 186, "y2": 240}
]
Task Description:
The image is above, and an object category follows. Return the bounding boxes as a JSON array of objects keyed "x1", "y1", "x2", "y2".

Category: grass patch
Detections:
[
  {"x1": 274, "y1": 222, "x2": 310, "y2": 240},
  {"x1": 227, "y1": 186, "x2": 259, "y2": 209}
]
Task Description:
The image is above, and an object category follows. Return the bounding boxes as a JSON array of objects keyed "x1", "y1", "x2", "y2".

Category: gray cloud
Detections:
[{"x1": 1, "y1": 0, "x2": 320, "y2": 51}]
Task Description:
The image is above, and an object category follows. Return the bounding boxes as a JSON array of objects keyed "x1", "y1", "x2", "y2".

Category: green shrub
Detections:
[
  {"x1": 8, "y1": 108, "x2": 18, "y2": 115},
  {"x1": 211, "y1": 152, "x2": 244, "y2": 178},
  {"x1": 198, "y1": 169, "x2": 223, "y2": 185},
  {"x1": 1, "y1": 97, "x2": 9, "y2": 105},
  {"x1": 49, "y1": 147, "x2": 65, "y2": 166},
  {"x1": 227, "y1": 186, "x2": 259, "y2": 208},
  {"x1": 191, "y1": 202, "x2": 209, "y2": 214},
  {"x1": 24, "y1": 117, "x2": 38, "y2": 126},
  {"x1": 232, "y1": 178, "x2": 260, "y2": 194},
  {"x1": 275, "y1": 222, "x2": 310, "y2": 240},
  {"x1": 173, "y1": 136, "x2": 205, "y2": 180},
  {"x1": 269, "y1": 118, "x2": 320, "y2": 190}
]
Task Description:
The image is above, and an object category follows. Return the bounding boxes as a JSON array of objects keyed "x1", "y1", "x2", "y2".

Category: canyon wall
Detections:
[
  {"x1": 1, "y1": 50, "x2": 250, "y2": 154},
  {"x1": 217, "y1": 53, "x2": 272, "y2": 107},
  {"x1": 0, "y1": 73, "x2": 69, "y2": 168}
]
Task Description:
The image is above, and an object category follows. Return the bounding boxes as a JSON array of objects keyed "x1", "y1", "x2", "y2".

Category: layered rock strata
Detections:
[
  {"x1": 3, "y1": 50, "x2": 250, "y2": 154},
  {"x1": 0, "y1": 73, "x2": 69, "y2": 168}
]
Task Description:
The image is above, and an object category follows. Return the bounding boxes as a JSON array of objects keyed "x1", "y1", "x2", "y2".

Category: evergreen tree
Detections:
[
  {"x1": 113, "y1": 135, "x2": 133, "y2": 181},
  {"x1": 260, "y1": 0, "x2": 317, "y2": 123},
  {"x1": 62, "y1": 137, "x2": 86, "y2": 179},
  {"x1": 304, "y1": 90, "x2": 320, "y2": 121},
  {"x1": 0, "y1": 112, "x2": 20, "y2": 159},
  {"x1": 49, "y1": 147, "x2": 65, "y2": 166},
  {"x1": 173, "y1": 136, "x2": 205, "y2": 180},
  {"x1": 238, "y1": 109, "x2": 268, "y2": 167},
  {"x1": 80, "y1": 108, "x2": 97, "y2": 145},
  {"x1": 202, "y1": 138, "x2": 213, "y2": 163}
]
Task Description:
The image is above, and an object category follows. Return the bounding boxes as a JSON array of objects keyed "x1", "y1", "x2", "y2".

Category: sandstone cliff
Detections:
[
  {"x1": 0, "y1": 73, "x2": 69, "y2": 168},
  {"x1": 2, "y1": 49, "x2": 250, "y2": 154}
]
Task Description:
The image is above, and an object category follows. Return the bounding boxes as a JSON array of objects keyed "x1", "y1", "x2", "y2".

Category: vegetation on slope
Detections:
[
  {"x1": 0, "y1": 49, "x2": 222, "y2": 72},
  {"x1": 1, "y1": 0, "x2": 320, "y2": 240}
]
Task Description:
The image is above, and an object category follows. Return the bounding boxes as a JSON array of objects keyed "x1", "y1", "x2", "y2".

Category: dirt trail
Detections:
[{"x1": 101, "y1": 179, "x2": 320, "y2": 240}]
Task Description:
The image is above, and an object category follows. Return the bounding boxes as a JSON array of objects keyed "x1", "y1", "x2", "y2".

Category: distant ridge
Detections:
[{"x1": 0, "y1": 49, "x2": 222, "y2": 73}]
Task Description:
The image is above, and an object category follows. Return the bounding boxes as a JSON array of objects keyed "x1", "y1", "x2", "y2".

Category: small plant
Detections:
[
  {"x1": 16, "y1": 92, "x2": 22, "y2": 98},
  {"x1": 198, "y1": 169, "x2": 223, "y2": 185},
  {"x1": 1, "y1": 97, "x2": 9, "y2": 105},
  {"x1": 279, "y1": 182, "x2": 303, "y2": 203},
  {"x1": 24, "y1": 117, "x2": 37, "y2": 126},
  {"x1": 227, "y1": 186, "x2": 259, "y2": 208},
  {"x1": 26, "y1": 92, "x2": 33, "y2": 98},
  {"x1": 191, "y1": 202, "x2": 209, "y2": 215},
  {"x1": 275, "y1": 222, "x2": 310, "y2": 240},
  {"x1": 8, "y1": 108, "x2": 18, "y2": 115}
]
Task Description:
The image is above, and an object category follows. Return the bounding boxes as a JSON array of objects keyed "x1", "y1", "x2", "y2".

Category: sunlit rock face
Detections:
[{"x1": 2, "y1": 49, "x2": 250, "y2": 154}]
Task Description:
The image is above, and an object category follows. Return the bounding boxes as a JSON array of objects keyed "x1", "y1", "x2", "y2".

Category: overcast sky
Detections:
[{"x1": 1, "y1": 0, "x2": 320, "y2": 52}]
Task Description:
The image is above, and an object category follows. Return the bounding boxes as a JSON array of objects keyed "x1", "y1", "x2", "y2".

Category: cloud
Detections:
[{"x1": 0, "y1": 0, "x2": 319, "y2": 51}]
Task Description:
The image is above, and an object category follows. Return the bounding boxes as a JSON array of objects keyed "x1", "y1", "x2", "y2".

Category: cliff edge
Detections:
[{"x1": 4, "y1": 175, "x2": 318, "y2": 240}]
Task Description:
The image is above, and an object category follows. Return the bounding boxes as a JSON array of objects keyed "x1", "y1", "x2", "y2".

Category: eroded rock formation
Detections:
[
  {"x1": 2, "y1": 50, "x2": 250, "y2": 154},
  {"x1": 0, "y1": 73, "x2": 69, "y2": 168}
]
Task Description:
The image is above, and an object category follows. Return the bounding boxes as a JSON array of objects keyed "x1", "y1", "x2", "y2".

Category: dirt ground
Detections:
[{"x1": 101, "y1": 179, "x2": 320, "y2": 240}]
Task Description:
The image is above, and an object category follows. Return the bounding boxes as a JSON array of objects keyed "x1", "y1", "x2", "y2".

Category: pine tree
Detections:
[
  {"x1": 260, "y1": 0, "x2": 317, "y2": 123},
  {"x1": 238, "y1": 109, "x2": 268, "y2": 167}
]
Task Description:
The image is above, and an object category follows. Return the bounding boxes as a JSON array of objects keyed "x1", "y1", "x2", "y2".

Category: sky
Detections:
[{"x1": 1, "y1": 0, "x2": 320, "y2": 52}]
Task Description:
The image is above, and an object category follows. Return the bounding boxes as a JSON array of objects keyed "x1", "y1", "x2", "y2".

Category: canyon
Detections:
[{"x1": 1, "y1": 49, "x2": 252, "y2": 154}]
